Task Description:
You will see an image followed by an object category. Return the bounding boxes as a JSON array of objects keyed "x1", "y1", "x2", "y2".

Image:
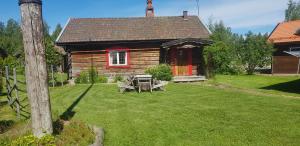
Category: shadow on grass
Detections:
[
  {"x1": 59, "y1": 84, "x2": 93, "y2": 121},
  {"x1": 0, "y1": 120, "x2": 15, "y2": 134},
  {"x1": 53, "y1": 84, "x2": 93, "y2": 135},
  {"x1": 0, "y1": 93, "x2": 7, "y2": 96},
  {"x1": 261, "y1": 79, "x2": 300, "y2": 94},
  {"x1": 0, "y1": 101, "x2": 7, "y2": 107}
]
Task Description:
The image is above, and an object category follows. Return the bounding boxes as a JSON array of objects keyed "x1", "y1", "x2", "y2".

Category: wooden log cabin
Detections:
[
  {"x1": 56, "y1": 0, "x2": 211, "y2": 80},
  {"x1": 268, "y1": 20, "x2": 300, "y2": 74}
]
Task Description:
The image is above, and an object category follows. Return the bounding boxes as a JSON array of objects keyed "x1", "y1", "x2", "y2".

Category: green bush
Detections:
[
  {"x1": 88, "y1": 68, "x2": 98, "y2": 83},
  {"x1": 55, "y1": 121, "x2": 94, "y2": 146},
  {"x1": 11, "y1": 134, "x2": 56, "y2": 146},
  {"x1": 98, "y1": 75, "x2": 108, "y2": 83},
  {"x1": 113, "y1": 75, "x2": 123, "y2": 83},
  {"x1": 145, "y1": 64, "x2": 173, "y2": 81},
  {"x1": 0, "y1": 120, "x2": 15, "y2": 134},
  {"x1": 75, "y1": 71, "x2": 89, "y2": 84},
  {"x1": 8, "y1": 121, "x2": 94, "y2": 146},
  {"x1": 75, "y1": 68, "x2": 108, "y2": 84}
]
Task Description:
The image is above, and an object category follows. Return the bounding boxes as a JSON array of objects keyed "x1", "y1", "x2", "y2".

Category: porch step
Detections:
[{"x1": 173, "y1": 76, "x2": 207, "y2": 83}]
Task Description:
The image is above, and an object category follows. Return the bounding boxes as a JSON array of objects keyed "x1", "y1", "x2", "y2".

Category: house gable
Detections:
[{"x1": 268, "y1": 20, "x2": 300, "y2": 44}]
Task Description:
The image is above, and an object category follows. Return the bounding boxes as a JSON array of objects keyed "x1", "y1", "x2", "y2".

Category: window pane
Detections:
[
  {"x1": 119, "y1": 51, "x2": 126, "y2": 64},
  {"x1": 110, "y1": 51, "x2": 118, "y2": 65}
]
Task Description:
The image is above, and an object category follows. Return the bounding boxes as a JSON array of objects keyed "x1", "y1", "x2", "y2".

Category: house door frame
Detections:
[{"x1": 170, "y1": 48, "x2": 193, "y2": 76}]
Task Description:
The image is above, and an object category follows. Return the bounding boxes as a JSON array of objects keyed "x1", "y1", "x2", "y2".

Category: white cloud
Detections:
[
  {"x1": 199, "y1": 0, "x2": 288, "y2": 28},
  {"x1": 155, "y1": 0, "x2": 289, "y2": 31}
]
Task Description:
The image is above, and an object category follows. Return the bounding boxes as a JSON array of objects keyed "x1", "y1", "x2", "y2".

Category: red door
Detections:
[{"x1": 170, "y1": 48, "x2": 193, "y2": 76}]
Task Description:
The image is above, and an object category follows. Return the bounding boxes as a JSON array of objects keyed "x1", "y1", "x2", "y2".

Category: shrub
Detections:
[
  {"x1": 10, "y1": 134, "x2": 56, "y2": 146},
  {"x1": 8, "y1": 121, "x2": 95, "y2": 146},
  {"x1": 54, "y1": 72, "x2": 68, "y2": 85},
  {"x1": 0, "y1": 120, "x2": 15, "y2": 134},
  {"x1": 145, "y1": 64, "x2": 173, "y2": 81},
  {"x1": 75, "y1": 68, "x2": 108, "y2": 84},
  {"x1": 98, "y1": 75, "x2": 108, "y2": 83},
  {"x1": 2, "y1": 56, "x2": 23, "y2": 73},
  {"x1": 113, "y1": 75, "x2": 123, "y2": 83},
  {"x1": 88, "y1": 68, "x2": 98, "y2": 83},
  {"x1": 75, "y1": 71, "x2": 89, "y2": 84},
  {"x1": 55, "y1": 121, "x2": 94, "y2": 146}
]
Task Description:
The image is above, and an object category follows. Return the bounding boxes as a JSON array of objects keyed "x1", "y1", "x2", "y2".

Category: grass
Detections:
[
  {"x1": 1, "y1": 75, "x2": 300, "y2": 145},
  {"x1": 212, "y1": 75, "x2": 300, "y2": 96}
]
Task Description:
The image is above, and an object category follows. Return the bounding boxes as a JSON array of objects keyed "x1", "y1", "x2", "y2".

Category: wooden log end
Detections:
[{"x1": 90, "y1": 126, "x2": 104, "y2": 146}]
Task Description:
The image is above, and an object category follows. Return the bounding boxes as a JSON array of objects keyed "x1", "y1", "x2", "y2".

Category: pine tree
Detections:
[
  {"x1": 51, "y1": 24, "x2": 62, "y2": 41},
  {"x1": 285, "y1": 0, "x2": 300, "y2": 21}
]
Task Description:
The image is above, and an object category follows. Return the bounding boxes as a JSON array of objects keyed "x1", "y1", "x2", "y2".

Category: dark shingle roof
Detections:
[{"x1": 56, "y1": 16, "x2": 210, "y2": 44}]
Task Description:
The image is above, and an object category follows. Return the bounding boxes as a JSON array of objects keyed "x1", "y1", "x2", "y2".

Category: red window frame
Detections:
[{"x1": 106, "y1": 47, "x2": 130, "y2": 68}]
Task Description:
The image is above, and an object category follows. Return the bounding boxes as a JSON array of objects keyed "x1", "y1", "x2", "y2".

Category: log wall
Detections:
[{"x1": 71, "y1": 48, "x2": 160, "y2": 77}]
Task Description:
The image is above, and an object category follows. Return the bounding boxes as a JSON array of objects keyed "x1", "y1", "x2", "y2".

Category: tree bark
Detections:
[{"x1": 19, "y1": 0, "x2": 53, "y2": 137}]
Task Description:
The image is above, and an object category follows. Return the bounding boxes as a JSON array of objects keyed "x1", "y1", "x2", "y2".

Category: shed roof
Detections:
[
  {"x1": 56, "y1": 16, "x2": 210, "y2": 44},
  {"x1": 268, "y1": 20, "x2": 300, "y2": 44}
]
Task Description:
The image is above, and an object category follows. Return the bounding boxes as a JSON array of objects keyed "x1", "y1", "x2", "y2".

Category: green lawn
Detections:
[
  {"x1": 212, "y1": 75, "x2": 300, "y2": 96},
  {"x1": 1, "y1": 75, "x2": 300, "y2": 145}
]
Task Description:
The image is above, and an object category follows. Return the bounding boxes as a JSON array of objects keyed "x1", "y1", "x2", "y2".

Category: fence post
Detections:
[
  {"x1": 0, "y1": 68, "x2": 2, "y2": 95},
  {"x1": 5, "y1": 66, "x2": 11, "y2": 101},
  {"x1": 13, "y1": 68, "x2": 20, "y2": 119},
  {"x1": 51, "y1": 65, "x2": 55, "y2": 87}
]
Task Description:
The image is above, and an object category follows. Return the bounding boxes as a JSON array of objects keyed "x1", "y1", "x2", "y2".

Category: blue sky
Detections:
[{"x1": 0, "y1": 0, "x2": 289, "y2": 34}]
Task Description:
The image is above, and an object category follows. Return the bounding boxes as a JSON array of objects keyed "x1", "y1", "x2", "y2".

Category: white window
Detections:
[{"x1": 109, "y1": 50, "x2": 128, "y2": 66}]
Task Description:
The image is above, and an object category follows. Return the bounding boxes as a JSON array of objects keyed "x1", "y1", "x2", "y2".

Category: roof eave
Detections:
[
  {"x1": 55, "y1": 39, "x2": 179, "y2": 46},
  {"x1": 55, "y1": 18, "x2": 71, "y2": 43}
]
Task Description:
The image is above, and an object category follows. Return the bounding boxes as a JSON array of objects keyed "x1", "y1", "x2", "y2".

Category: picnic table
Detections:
[
  {"x1": 117, "y1": 74, "x2": 168, "y2": 93},
  {"x1": 134, "y1": 75, "x2": 153, "y2": 93}
]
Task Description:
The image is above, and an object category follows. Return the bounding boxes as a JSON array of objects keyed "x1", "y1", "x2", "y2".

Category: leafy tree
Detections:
[
  {"x1": 0, "y1": 19, "x2": 63, "y2": 70},
  {"x1": 285, "y1": 0, "x2": 300, "y2": 21},
  {"x1": 45, "y1": 36, "x2": 62, "y2": 66},
  {"x1": 43, "y1": 22, "x2": 63, "y2": 66},
  {"x1": 0, "y1": 19, "x2": 23, "y2": 56},
  {"x1": 239, "y1": 32, "x2": 274, "y2": 75},
  {"x1": 0, "y1": 21, "x2": 4, "y2": 35},
  {"x1": 204, "y1": 21, "x2": 243, "y2": 76}
]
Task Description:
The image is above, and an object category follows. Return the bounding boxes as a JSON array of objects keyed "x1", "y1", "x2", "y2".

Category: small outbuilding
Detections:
[{"x1": 268, "y1": 20, "x2": 300, "y2": 74}]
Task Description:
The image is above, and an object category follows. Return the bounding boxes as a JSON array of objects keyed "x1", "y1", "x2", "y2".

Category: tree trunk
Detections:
[{"x1": 19, "y1": 0, "x2": 53, "y2": 137}]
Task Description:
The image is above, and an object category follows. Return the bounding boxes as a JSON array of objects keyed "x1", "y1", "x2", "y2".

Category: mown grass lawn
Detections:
[
  {"x1": 1, "y1": 75, "x2": 300, "y2": 145},
  {"x1": 212, "y1": 75, "x2": 300, "y2": 96},
  {"x1": 48, "y1": 76, "x2": 300, "y2": 146}
]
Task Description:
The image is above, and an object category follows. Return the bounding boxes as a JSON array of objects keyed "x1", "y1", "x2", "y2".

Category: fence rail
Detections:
[
  {"x1": 2, "y1": 65, "x2": 67, "y2": 119},
  {"x1": 5, "y1": 66, "x2": 21, "y2": 119}
]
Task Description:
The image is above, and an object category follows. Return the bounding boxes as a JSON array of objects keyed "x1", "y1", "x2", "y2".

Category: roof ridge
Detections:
[
  {"x1": 70, "y1": 15, "x2": 199, "y2": 20},
  {"x1": 279, "y1": 20, "x2": 300, "y2": 24}
]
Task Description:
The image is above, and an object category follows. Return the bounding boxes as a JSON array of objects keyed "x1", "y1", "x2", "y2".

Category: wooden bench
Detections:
[
  {"x1": 152, "y1": 80, "x2": 168, "y2": 91},
  {"x1": 117, "y1": 76, "x2": 135, "y2": 93}
]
